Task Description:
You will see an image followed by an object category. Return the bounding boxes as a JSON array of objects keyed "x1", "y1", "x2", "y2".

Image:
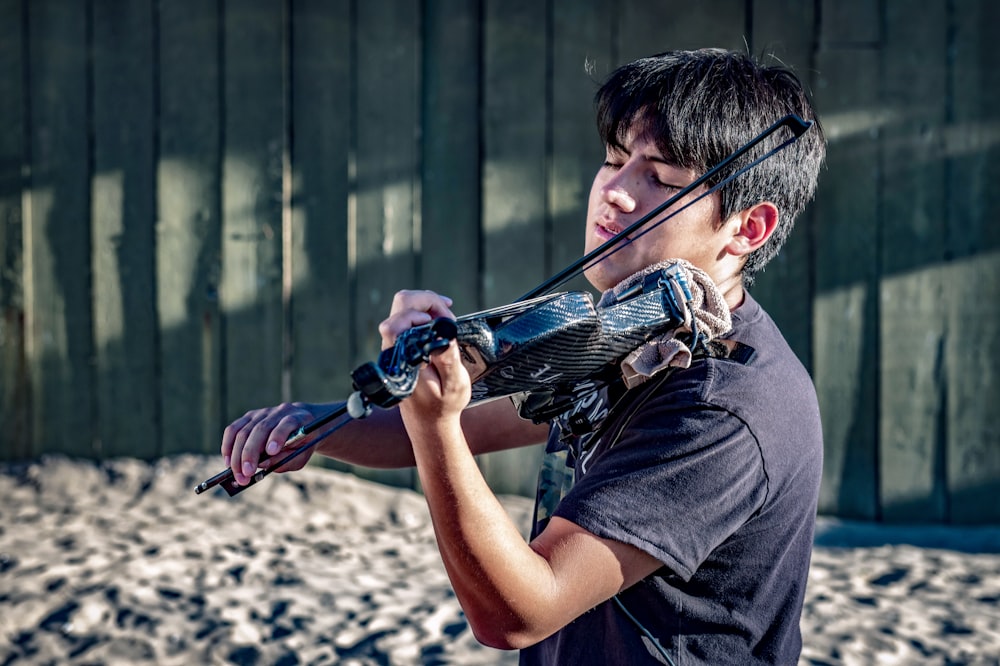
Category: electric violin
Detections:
[{"x1": 195, "y1": 114, "x2": 814, "y2": 497}]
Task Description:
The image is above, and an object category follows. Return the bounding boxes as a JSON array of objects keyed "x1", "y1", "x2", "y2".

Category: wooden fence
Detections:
[{"x1": 1, "y1": 0, "x2": 997, "y2": 522}]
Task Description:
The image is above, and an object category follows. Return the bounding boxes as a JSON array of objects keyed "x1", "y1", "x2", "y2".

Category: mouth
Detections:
[{"x1": 595, "y1": 220, "x2": 630, "y2": 244}]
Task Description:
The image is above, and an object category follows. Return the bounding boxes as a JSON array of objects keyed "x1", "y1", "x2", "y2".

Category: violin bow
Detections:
[
  {"x1": 523, "y1": 114, "x2": 813, "y2": 300},
  {"x1": 195, "y1": 114, "x2": 814, "y2": 497}
]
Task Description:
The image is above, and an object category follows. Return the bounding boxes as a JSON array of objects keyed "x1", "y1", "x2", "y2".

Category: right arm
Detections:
[
  {"x1": 221, "y1": 289, "x2": 549, "y2": 486},
  {"x1": 222, "y1": 396, "x2": 546, "y2": 486}
]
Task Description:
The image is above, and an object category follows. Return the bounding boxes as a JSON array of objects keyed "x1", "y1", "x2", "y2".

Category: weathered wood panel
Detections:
[
  {"x1": 946, "y1": 0, "x2": 1000, "y2": 524},
  {"x1": 352, "y1": 0, "x2": 421, "y2": 360},
  {"x1": 749, "y1": 0, "x2": 817, "y2": 370},
  {"x1": 157, "y1": 0, "x2": 224, "y2": 455},
  {"x1": 481, "y1": 0, "x2": 549, "y2": 309},
  {"x1": 477, "y1": 0, "x2": 550, "y2": 496},
  {"x1": 812, "y1": 0, "x2": 881, "y2": 519},
  {"x1": 619, "y1": 0, "x2": 747, "y2": 61},
  {"x1": 1, "y1": 0, "x2": 998, "y2": 522},
  {"x1": 349, "y1": 0, "x2": 421, "y2": 488},
  {"x1": 477, "y1": 0, "x2": 619, "y2": 495},
  {"x1": 421, "y1": 0, "x2": 482, "y2": 311},
  {"x1": 24, "y1": 0, "x2": 94, "y2": 457},
  {"x1": 221, "y1": 0, "x2": 286, "y2": 419},
  {"x1": 289, "y1": 0, "x2": 353, "y2": 402},
  {"x1": 92, "y1": 0, "x2": 159, "y2": 459},
  {"x1": 549, "y1": 0, "x2": 611, "y2": 295},
  {"x1": 0, "y1": 0, "x2": 28, "y2": 457},
  {"x1": 879, "y1": 0, "x2": 950, "y2": 521}
]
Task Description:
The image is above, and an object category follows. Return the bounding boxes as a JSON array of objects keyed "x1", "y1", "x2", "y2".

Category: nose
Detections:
[{"x1": 601, "y1": 171, "x2": 637, "y2": 214}]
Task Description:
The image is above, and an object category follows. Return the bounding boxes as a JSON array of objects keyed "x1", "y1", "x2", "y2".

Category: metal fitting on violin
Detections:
[{"x1": 350, "y1": 317, "x2": 458, "y2": 410}]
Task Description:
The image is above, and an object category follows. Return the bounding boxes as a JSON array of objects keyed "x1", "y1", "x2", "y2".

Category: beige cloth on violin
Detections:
[{"x1": 597, "y1": 259, "x2": 732, "y2": 389}]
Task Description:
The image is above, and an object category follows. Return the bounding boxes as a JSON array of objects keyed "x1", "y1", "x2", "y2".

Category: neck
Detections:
[{"x1": 717, "y1": 275, "x2": 746, "y2": 311}]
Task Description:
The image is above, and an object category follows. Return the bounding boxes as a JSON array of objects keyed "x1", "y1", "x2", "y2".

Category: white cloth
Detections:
[{"x1": 597, "y1": 259, "x2": 732, "y2": 388}]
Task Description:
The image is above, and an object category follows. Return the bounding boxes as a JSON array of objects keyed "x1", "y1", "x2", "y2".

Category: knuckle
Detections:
[{"x1": 278, "y1": 413, "x2": 301, "y2": 429}]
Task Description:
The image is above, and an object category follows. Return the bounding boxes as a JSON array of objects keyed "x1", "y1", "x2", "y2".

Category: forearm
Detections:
[
  {"x1": 404, "y1": 415, "x2": 565, "y2": 649},
  {"x1": 309, "y1": 403, "x2": 415, "y2": 468},
  {"x1": 312, "y1": 398, "x2": 547, "y2": 469}
]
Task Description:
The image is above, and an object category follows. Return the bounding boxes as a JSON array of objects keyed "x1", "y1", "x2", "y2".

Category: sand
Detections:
[{"x1": 1, "y1": 455, "x2": 998, "y2": 665}]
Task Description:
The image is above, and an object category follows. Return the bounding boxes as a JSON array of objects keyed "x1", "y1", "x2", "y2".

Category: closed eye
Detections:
[{"x1": 652, "y1": 175, "x2": 683, "y2": 191}]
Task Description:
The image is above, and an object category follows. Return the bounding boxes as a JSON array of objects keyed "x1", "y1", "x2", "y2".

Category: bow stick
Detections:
[{"x1": 195, "y1": 114, "x2": 813, "y2": 496}]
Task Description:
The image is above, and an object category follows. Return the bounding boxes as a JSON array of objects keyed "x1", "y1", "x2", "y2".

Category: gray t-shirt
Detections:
[{"x1": 521, "y1": 293, "x2": 823, "y2": 665}]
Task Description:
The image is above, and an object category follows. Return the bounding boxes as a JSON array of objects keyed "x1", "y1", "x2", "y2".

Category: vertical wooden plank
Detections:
[
  {"x1": 221, "y1": 0, "x2": 286, "y2": 419},
  {"x1": 475, "y1": 0, "x2": 549, "y2": 496},
  {"x1": 878, "y1": 0, "x2": 950, "y2": 522},
  {"x1": 351, "y1": 0, "x2": 421, "y2": 487},
  {"x1": 24, "y1": 0, "x2": 94, "y2": 457},
  {"x1": 0, "y1": 0, "x2": 29, "y2": 459},
  {"x1": 749, "y1": 1, "x2": 817, "y2": 371},
  {"x1": 481, "y1": 0, "x2": 548, "y2": 308},
  {"x1": 425, "y1": 0, "x2": 545, "y2": 497},
  {"x1": 91, "y1": 0, "x2": 159, "y2": 459},
  {"x1": 618, "y1": 0, "x2": 747, "y2": 64},
  {"x1": 550, "y1": 0, "x2": 612, "y2": 294},
  {"x1": 478, "y1": 0, "x2": 615, "y2": 497},
  {"x1": 811, "y1": 0, "x2": 881, "y2": 519},
  {"x1": 821, "y1": 0, "x2": 880, "y2": 44},
  {"x1": 158, "y1": 0, "x2": 223, "y2": 455},
  {"x1": 353, "y1": 0, "x2": 420, "y2": 361},
  {"x1": 480, "y1": 0, "x2": 619, "y2": 494},
  {"x1": 289, "y1": 0, "x2": 353, "y2": 401},
  {"x1": 421, "y1": 0, "x2": 481, "y2": 310},
  {"x1": 946, "y1": 0, "x2": 1000, "y2": 523}
]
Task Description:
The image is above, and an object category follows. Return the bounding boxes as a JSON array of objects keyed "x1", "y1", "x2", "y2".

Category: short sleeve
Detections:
[{"x1": 552, "y1": 393, "x2": 768, "y2": 581}]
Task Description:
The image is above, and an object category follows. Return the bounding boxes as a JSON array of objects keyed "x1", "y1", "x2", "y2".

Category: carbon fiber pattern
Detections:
[{"x1": 457, "y1": 280, "x2": 685, "y2": 403}]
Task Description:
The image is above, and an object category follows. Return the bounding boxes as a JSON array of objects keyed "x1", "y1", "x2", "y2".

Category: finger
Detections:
[
  {"x1": 429, "y1": 340, "x2": 465, "y2": 385},
  {"x1": 229, "y1": 406, "x2": 281, "y2": 484},
  {"x1": 380, "y1": 290, "x2": 457, "y2": 350},
  {"x1": 389, "y1": 289, "x2": 455, "y2": 319},
  {"x1": 238, "y1": 403, "x2": 301, "y2": 480},
  {"x1": 378, "y1": 309, "x2": 432, "y2": 343},
  {"x1": 228, "y1": 410, "x2": 263, "y2": 484},
  {"x1": 221, "y1": 414, "x2": 252, "y2": 466},
  {"x1": 265, "y1": 413, "x2": 305, "y2": 455}
]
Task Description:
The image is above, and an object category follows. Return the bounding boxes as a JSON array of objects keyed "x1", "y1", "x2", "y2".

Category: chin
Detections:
[{"x1": 583, "y1": 266, "x2": 622, "y2": 293}]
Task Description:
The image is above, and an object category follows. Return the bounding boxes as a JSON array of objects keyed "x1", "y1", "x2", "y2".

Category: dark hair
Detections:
[{"x1": 595, "y1": 48, "x2": 826, "y2": 285}]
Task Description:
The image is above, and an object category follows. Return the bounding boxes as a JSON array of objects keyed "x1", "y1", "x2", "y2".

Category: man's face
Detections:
[{"x1": 583, "y1": 128, "x2": 732, "y2": 293}]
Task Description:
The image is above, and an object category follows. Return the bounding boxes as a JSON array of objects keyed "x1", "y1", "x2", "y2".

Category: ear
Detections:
[{"x1": 724, "y1": 202, "x2": 779, "y2": 257}]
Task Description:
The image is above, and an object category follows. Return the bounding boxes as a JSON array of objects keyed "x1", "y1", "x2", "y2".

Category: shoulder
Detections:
[
  {"x1": 667, "y1": 293, "x2": 817, "y2": 413},
  {"x1": 625, "y1": 292, "x2": 822, "y2": 480}
]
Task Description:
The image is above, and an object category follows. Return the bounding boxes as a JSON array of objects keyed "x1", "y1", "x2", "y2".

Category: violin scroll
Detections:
[{"x1": 350, "y1": 317, "x2": 459, "y2": 410}]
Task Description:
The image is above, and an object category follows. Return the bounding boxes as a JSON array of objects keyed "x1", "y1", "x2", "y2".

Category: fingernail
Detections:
[
  {"x1": 242, "y1": 461, "x2": 254, "y2": 476},
  {"x1": 266, "y1": 440, "x2": 279, "y2": 455}
]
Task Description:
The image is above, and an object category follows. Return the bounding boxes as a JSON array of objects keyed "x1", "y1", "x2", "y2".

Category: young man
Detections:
[{"x1": 222, "y1": 49, "x2": 826, "y2": 664}]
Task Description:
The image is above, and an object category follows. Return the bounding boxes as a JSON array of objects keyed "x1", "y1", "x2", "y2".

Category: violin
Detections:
[{"x1": 195, "y1": 114, "x2": 813, "y2": 497}]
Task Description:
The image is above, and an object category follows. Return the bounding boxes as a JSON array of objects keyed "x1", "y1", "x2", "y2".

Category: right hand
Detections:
[{"x1": 221, "y1": 402, "x2": 320, "y2": 486}]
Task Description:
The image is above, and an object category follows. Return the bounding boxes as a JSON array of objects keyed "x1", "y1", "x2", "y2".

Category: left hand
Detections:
[{"x1": 378, "y1": 290, "x2": 471, "y2": 423}]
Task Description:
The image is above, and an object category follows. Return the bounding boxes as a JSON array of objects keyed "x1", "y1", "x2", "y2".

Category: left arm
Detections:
[{"x1": 383, "y1": 297, "x2": 662, "y2": 649}]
